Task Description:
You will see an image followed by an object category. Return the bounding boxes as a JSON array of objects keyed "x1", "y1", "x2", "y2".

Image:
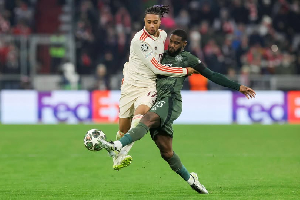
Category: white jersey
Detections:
[{"x1": 123, "y1": 28, "x2": 188, "y2": 88}]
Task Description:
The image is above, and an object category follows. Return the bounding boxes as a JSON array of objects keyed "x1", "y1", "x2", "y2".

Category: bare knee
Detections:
[
  {"x1": 161, "y1": 150, "x2": 174, "y2": 161},
  {"x1": 119, "y1": 118, "x2": 131, "y2": 133},
  {"x1": 119, "y1": 125, "x2": 130, "y2": 134},
  {"x1": 140, "y1": 112, "x2": 160, "y2": 129}
]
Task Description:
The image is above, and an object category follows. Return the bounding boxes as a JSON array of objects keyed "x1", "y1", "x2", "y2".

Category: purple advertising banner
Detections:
[
  {"x1": 0, "y1": 90, "x2": 294, "y2": 124},
  {"x1": 38, "y1": 91, "x2": 92, "y2": 123},
  {"x1": 232, "y1": 91, "x2": 288, "y2": 124}
]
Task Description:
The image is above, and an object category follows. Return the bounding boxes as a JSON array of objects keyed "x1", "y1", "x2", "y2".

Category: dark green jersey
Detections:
[{"x1": 157, "y1": 51, "x2": 200, "y2": 101}]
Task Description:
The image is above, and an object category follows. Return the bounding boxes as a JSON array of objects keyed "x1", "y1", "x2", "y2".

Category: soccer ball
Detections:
[{"x1": 84, "y1": 129, "x2": 106, "y2": 151}]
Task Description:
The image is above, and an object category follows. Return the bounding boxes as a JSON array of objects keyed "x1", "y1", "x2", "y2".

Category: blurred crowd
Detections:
[
  {"x1": 75, "y1": 0, "x2": 300, "y2": 89},
  {"x1": 0, "y1": 0, "x2": 35, "y2": 76},
  {"x1": 1, "y1": 0, "x2": 300, "y2": 90}
]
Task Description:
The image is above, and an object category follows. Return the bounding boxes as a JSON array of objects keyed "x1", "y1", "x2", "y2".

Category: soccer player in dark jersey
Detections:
[{"x1": 98, "y1": 29, "x2": 256, "y2": 194}]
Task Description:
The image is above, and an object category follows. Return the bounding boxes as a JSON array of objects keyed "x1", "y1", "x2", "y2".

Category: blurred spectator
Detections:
[
  {"x1": 61, "y1": 61, "x2": 80, "y2": 90},
  {"x1": 218, "y1": 8, "x2": 235, "y2": 34},
  {"x1": 115, "y1": 6, "x2": 131, "y2": 34},
  {"x1": 245, "y1": 0, "x2": 260, "y2": 24},
  {"x1": 101, "y1": 51, "x2": 118, "y2": 76},
  {"x1": 189, "y1": 28, "x2": 205, "y2": 61},
  {"x1": 14, "y1": 0, "x2": 33, "y2": 25},
  {"x1": 175, "y1": 9, "x2": 190, "y2": 29},
  {"x1": 98, "y1": 5, "x2": 113, "y2": 27},
  {"x1": 274, "y1": 52, "x2": 296, "y2": 74},
  {"x1": 272, "y1": 4, "x2": 290, "y2": 36},
  {"x1": 221, "y1": 35, "x2": 236, "y2": 73},
  {"x1": 198, "y1": 1, "x2": 215, "y2": 25},
  {"x1": 11, "y1": 19, "x2": 31, "y2": 35},
  {"x1": 3, "y1": 43, "x2": 19, "y2": 74},
  {"x1": 204, "y1": 39, "x2": 223, "y2": 73},
  {"x1": 20, "y1": 75, "x2": 33, "y2": 89},
  {"x1": 0, "y1": 13, "x2": 10, "y2": 33},
  {"x1": 235, "y1": 35, "x2": 249, "y2": 71},
  {"x1": 91, "y1": 64, "x2": 110, "y2": 90},
  {"x1": 161, "y1": 12, "x2": 176, "y2": 32},
  {"x1": 244, "y1": 44, "x2": 264, "y2": 74},
  {"x1": 77, "y1": 50, "x2": 93, "y2": 74},
  {"x1": 231, "y1": 0, "x2": 249, "y2": 24},
  {"x1": 50, "y1": 32, "x2": 66, "y2": 73}
]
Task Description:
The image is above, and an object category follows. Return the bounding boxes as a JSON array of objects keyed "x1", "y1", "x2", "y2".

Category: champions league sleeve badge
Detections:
[{"x1": 141, "y1": 43, "x2": 149, "y2": 52}]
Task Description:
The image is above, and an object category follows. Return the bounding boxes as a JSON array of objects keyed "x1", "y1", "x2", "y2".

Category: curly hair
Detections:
[
  {"x1": 171, "y1": 29, "x2": 188, "y2": 41},
  {"x1": 145, "y1": 5, "x2": 170, "y2": 18}
]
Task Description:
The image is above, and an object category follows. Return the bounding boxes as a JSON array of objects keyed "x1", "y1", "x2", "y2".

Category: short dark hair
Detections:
[
  {"x1": 145, "y1": 5, "x2": 170, "y2": 18},
  {"x1": 171, "y1": 29, "x2": 188, "y2": 41}
]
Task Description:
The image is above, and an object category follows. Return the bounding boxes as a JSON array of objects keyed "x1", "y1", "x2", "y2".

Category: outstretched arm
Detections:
[
  {"x1": 193, "y1": 63, "x2": 256, "y2": 99},
  {"x1": 238, "y1": 85, "x2": 256, "y2": 99},
  {"x1": 133, "y1": 40, "x2": 195, "y2": 76}
]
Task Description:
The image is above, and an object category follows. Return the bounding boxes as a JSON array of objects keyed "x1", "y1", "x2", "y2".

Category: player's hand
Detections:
[
  {"x1": 239, "y1": 85, "x2": 256, "y2": 99},
  {"x1": 186, "y1": 67, "x2": 198, "y2": 75}
]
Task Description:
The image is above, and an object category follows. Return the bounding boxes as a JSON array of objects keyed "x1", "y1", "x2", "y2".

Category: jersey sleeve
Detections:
[
  {"x1": 132, "y1": 40, "x2": 188, "y2": 77},
  {"x1": 187, "y1": 53, "x2": 202, "y2": 68},
  {"x1": 188, "y1": 53, "x2": 240, "y2": 91}
]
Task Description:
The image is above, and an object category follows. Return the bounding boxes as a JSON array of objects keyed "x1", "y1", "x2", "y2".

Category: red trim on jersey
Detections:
[
  {"x1": 140, "y1": 32, "x2": 147, "y2": 41},
  {"x1": 150, "y1": 58, "x2": 183, "y2": 73},
  {"x1": 143, "y1": 28, "x2": 155, "y2": 41}
]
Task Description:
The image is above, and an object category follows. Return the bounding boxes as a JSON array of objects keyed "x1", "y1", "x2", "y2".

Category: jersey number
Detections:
[{"x1": 151, "y1": 100, "x2": 166, "y2": 111}]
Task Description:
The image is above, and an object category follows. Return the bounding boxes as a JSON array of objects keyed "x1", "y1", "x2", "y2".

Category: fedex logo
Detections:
[
  {"x1": 232, "y1": 92, "x2": 287, "y2": 124},
  {"x1": 92, "y1": 91, "x2": 120, "y2": 123},
  {"x1": 38, "y1": 91, "x2": 91, "y2": 123},
  {"x1": 287, "y1": 91, "x2": 300, "y2": 124}
]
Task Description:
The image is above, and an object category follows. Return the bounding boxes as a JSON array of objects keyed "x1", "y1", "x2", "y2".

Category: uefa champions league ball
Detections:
[{"x1": 84, "y1": 129, "x2": 106, "y2": 151}]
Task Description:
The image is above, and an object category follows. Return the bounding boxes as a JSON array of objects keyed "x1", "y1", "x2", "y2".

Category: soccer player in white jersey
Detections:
[{"x1": 113, "y1": 5, "x2": 196, "y2": 170}]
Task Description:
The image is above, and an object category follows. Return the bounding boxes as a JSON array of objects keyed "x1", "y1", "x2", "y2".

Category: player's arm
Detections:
[
  {"x1": 133, "y1": 40, "x2": 191, "y2": 77},
  {"x1": 193, "y1": 62, "x2": 256, "y2": 99},
  {"x1": 192, "y1": 62, "x2": 240, "y2": 90}
]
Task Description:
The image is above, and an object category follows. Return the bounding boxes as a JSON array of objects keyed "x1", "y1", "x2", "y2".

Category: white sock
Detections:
[
  {"x1": 131, "y1": 114, "x2": 143, "y2": 128},
  {"x1": 113, "y1": 141, "x2": 122, "y2": 151},
  {"x1": 187, "y1": 175, "x2": 195, "y2": 185}
]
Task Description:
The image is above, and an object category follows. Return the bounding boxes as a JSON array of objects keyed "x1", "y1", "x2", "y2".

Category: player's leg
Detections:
[
  {"x1": 116, "y1": 117, "x2": 131, "y2": 140},
  {"x1": 116, "y1": 111, "x2": 160, "y2": 151},
  {"x1": 116, "y1": 82, "x2": 135, "y2": 140},
  {"x1": 154, "y1": 132, "x2": 208, "y2": 194},
  {"x1": 112, "y1": 88, "x2": 135, "y2": 170},
  {"x1": 99, "y1": 98, "x2": 165, "y2": 152},
  {"x1": 113, "y1": 117, "x2": 133, "y2": 170},
  {"x1": 117, "y1": 90, "x2": 157, "y2": 157},
  {"x1": 98, "y1": 111, "x2": 160, "y2": 154},
  {"x1": 117, "y1": 109, "x2": 144, "y2": 157},
  {"x1": 116, "y1": 105, "x2": 147, "y2": 149}
]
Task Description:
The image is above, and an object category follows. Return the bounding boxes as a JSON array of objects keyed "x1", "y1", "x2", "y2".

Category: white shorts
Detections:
[{"x1": 119, "y1": 82, "x2": 157, "y2": 118}]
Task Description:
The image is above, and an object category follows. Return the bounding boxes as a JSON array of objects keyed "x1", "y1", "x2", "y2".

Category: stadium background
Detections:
[
  {"x1": 0, "y1": 0, "x2": 300, "y2": 124},
  {"x1": 0, "y1": 1, "x2": 299, "y2": 199}
]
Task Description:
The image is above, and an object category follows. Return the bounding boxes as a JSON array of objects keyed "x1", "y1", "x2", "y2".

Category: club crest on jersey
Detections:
[
  {"x1": 141, "y1": 43, "x2": 149, "y2": 52},
  {"x1": 175, "y1": 55, "x2": 183, "y2": 62}
]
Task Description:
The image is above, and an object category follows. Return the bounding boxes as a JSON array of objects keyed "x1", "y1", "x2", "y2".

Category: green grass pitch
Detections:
[{"x1": 0, "y1": 124, "x2": 299, "y2": 200}]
